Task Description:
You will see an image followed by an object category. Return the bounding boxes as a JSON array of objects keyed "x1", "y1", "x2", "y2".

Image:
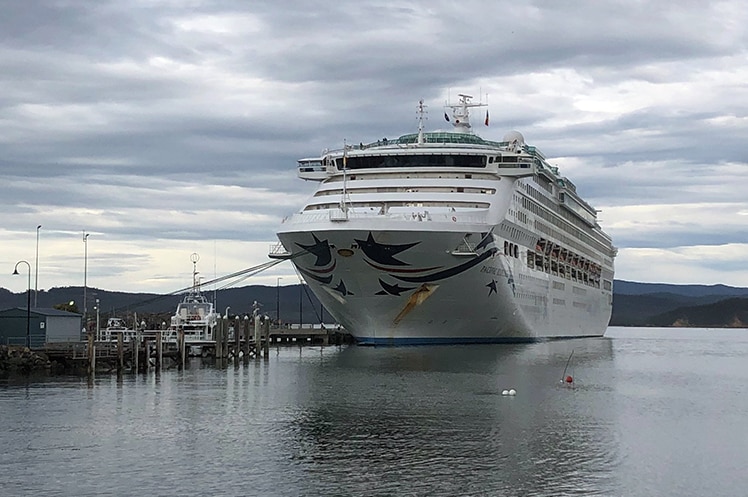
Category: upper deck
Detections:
[{"x1": 294, "y1": 95, "x2": 603, "y2": 230}]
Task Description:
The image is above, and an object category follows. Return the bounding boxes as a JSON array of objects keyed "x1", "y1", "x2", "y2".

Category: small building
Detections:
[{"x1": 0, "y1": 308, "x2": 82, "y2": 348}]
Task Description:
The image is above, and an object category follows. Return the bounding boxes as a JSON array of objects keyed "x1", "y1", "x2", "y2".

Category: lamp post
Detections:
[
  {"x1": 35, "y1": 225, "x2": 41, "y2": 308},
  {"x1": 12, "y1": 260, "x2": 32, "y2": 348},
  {"x1": 276, "y1": 277, "x2": 283, "y2": 325},
  {"x1": 299, "y1": 282, "x2": 303, "y2": 328},
  {"x1": 83, "y1": 231, "x2": 89, "y2": 330},
  {"x1": 95, "y1": 298, "x2": 100, "y2": 341}
]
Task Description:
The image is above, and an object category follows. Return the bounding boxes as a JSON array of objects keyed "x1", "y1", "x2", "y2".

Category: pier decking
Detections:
[{"x1": 39, "y1": 320, "x2": 351, "y2": 376}]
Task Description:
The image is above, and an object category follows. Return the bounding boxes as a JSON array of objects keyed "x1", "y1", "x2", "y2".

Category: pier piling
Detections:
[
  {"x1": 263, "y1": 318, "x2": 270, "y2": 357},
  {"x1": 155, "y1": 331, "x2": 162, "y2": 372},
  {"x1": 254, "y1": 315, "x2": 260, "y2": 357},
  {"x1": 215, "y1": 318, "x2": 224, "y2": 360},
  {"x1": 87, "y1": 331, "x2": 95, "y2": 377},
  {"x1": 117, "y1": 332, "x2": 124, "y2": 375},
  {"x1": 134, "y1": 329, "x2": 140, "y2": 373},
  {"x1": 234, "y1": 317, "x2": 241, "y2": 359},
  {"x1": 177, "y1": 329, "x2": 186, "y2": 370}
]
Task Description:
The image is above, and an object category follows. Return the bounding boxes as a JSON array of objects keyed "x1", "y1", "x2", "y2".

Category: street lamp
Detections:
[
  {"x1": 299, "y1": 281, "x2": 303, "y2": 328},
  {"x1": 95, "y1": 298, "x2": 100, "y2": 340},
  {"x1": 276, "y1": 277, "x2": 283, "y2": 325},
  {"x1": 35, "y1": 225, "x2": 41, "y2": 308},
  {"x1": 83, "y1": 231, "x2": 89, "y2": 329},
  {"x1": 12, "y1": 260, "x2": 32, "y2": 348}
]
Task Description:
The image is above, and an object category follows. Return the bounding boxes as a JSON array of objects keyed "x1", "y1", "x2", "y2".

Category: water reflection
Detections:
[
  {"x1": 5, "y1": 330, "x2": 748, "y2": 496},
  {"x1": 285, "y1": 339, "x2": 618, "y2": 496}
]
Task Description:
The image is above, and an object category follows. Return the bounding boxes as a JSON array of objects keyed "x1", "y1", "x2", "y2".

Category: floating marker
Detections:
[
  {"x1": 501, "y1": 389, "x2": 509, "y2": 396},
  {"x1": 508, "y1": 388, "x2": 516, "y2": 396},
  {"x1": 561, "y1": 350, "x2": 575, "y2": 387}
]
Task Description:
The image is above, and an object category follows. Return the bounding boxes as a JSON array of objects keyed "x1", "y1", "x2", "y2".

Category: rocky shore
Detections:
[{"x1": 0, "y1": 345, "x2": 52, "y2": 372}]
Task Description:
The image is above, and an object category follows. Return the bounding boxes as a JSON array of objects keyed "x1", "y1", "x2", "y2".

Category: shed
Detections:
[{"x1": 0, "y1": 308, "x2": 82, "y2": 348}]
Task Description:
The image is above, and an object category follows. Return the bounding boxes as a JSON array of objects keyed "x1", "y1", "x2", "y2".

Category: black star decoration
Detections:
[
  {"x1": 375, "y1": 279, "x2": 415, "y2": 296},
  {"x1": 487, "y1": 279, "x2": 498, "y2": 296},
  {"x1": 295, "y1": 234, "x2": 332, "y2": 267},
  {"x1": 333, "y1": 280, "x2": 353, "y2": 296},
  {"x1": 354, "y1": 233, "x2": 419, "y2": 266}
]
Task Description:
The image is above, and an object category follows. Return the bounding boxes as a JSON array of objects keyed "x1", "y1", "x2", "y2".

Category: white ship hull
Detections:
[
  {"x1": 278, "y1": 222, "x2": 612, "y2": 345},
  {"x1": 275, "y1": 95, "x2": 615, "y2": 344}
]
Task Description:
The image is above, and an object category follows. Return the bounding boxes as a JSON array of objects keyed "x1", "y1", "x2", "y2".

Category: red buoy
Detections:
[{"x1": 565, "y1": 375, "x2": 573, "y2": 384}]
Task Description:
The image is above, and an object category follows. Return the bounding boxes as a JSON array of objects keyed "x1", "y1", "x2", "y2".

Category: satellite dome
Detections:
[{"x1": 502, "y1": 130, "x2": 525, "y2": 146}]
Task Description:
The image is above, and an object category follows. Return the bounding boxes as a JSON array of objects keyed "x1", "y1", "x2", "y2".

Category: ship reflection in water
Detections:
[{"x1": 287, "y1": 338, "x2": 618, "y2": 496}]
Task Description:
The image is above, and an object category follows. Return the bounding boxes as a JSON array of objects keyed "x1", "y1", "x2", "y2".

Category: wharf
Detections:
[
  {"x1": 39, "y1": 322, "x2": 351, "y2": 376},
  {"x1": 269, "y1": 324, "x2": 350, "y2": 346}
]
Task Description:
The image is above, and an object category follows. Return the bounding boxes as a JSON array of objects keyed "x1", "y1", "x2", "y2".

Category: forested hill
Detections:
[
  {"x1": 611, "y1": 280, "x2": 748, "y2": 327},
  {"x1": 1, "y1": 280, "x2": 747, "y2": 327}
]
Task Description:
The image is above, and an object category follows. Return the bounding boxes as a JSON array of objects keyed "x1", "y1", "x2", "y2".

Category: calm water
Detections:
[{"x1": 2, "y1": 327, "x2": 748, "y2": 497}]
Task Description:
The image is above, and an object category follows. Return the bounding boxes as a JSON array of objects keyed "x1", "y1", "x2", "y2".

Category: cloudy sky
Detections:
[{"x1": 2, "y1": 0, "x2": 747, "y2": 297}]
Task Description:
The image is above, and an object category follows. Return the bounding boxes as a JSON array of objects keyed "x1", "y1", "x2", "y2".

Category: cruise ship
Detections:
[{"x1": 272, "y1": 94, "x2": 616, "y2": 344}]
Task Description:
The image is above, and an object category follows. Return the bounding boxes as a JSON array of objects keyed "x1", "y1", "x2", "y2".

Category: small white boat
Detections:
[
  {"x1": 97, "y1": 317, "x2": 137, "y2": 342},
  {"x1": 169, "y1": 253, "x2": 219, "y2": 354}
]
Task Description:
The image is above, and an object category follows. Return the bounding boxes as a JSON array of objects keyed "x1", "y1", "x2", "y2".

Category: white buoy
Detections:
[
  {"x1": 501, "y1": 389, "x2": 509, "y2": 396},
  {"x1": 508, "y1": 389, "x2": 517, "y2": 396}
]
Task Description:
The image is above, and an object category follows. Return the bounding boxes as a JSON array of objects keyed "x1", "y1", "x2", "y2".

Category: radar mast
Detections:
[{"x1": 445, "y1": 93, "x2": 486, "y2": 134}]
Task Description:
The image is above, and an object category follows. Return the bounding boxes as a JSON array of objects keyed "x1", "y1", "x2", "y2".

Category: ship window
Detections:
[{"x1": 337, "y1": 154, "x2": 487, "y2": 170}]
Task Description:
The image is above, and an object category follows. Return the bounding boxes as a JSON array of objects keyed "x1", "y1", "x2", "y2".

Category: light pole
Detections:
[
  {"x1": 299, "y1": 282, "x2": 303, "y2": 328},
  {"x1": 83, "y1": 231, "x2": 89, "y2": 330},
  {"x1": 276, "y1": 277, "x2": 283, "y2": 325},
  {"x1": 95, "y1": 298, "x2": 100, "y2": 340},
  {"x1": 35, "y1": 225, "x2": 41, "y2": 308},
  {"x1": 12, "y1": 260, "x2": 32, "y2": 348}
]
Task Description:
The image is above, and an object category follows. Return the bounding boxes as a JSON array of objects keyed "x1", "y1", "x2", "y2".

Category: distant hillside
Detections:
[
  {"x1": 647, "y1": 297, "x2": 748, "y2": 328},
  {"x1": 613, "y1": 280, "x2": 748, "y2": 298},
  {"x1": 0, "y1": 285, "x2": 327, "y2": 326},
  {"x1": 2, "y1": 279, "x2": 747, "y2": 328},
  {"x1": 611, "y1": 280, "x2": 748, "y2": 327}
]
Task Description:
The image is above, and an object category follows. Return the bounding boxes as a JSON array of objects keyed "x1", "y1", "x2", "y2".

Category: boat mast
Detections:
[
  {"x1": 416, "y1": 98, "x2": 427, "y2": 145},
  {"x1": 190, "y1": 252, "x2": 200, "y2": 296}
]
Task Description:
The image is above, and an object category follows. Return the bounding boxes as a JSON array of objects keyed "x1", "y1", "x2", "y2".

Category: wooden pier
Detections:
[{"x1": 41, "y1": 318, "x2": 351, "y2": 376}]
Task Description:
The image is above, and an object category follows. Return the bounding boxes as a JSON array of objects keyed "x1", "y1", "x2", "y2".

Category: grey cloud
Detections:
[{"x1": 2, "y1": 0, "x2": 747, "y2": 290}]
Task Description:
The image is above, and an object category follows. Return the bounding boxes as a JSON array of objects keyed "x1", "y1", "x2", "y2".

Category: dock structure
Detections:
[
  {"x1": 40, "y1": 319, "x2": 350, "y2": 376},
  {"x1": 269, "y1": 324, "x2": 349, "y2": 346}
]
